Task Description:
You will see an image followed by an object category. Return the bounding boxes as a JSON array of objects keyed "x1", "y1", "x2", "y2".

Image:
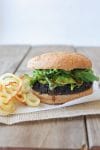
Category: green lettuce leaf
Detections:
[
  {"x1": 55, "y1": 76, "x2": 76, "y2": 85},
  {"x1": 26, "y1": 69, "x2": 99, "y2": 91},
  {"x1": 72, "y1": 69, "x2": 99, "y2": 82}
]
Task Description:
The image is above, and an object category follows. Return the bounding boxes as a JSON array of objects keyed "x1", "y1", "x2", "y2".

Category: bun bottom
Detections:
[{"x1": 32, "y1": 88, "x2": 93, "y2": 104}]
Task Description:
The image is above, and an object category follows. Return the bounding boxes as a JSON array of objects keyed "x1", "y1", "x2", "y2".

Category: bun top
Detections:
[{"x1": 27, "y1": 52, "x2": 92, "y2": 70}]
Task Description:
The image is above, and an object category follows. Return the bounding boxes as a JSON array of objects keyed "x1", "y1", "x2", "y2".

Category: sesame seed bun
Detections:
[
  {"x1": 27, "y1": 52, "x2": 92, "y2": 70},
  {"x1": 32, "y1": 88, "x2": 93, "y2": 104}
]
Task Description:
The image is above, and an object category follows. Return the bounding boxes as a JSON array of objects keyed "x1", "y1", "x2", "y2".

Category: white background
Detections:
[{"x1": 0, "y1": 0, "x2": 100, "y2": 46}]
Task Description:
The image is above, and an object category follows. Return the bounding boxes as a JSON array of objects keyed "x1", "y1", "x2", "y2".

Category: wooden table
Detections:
[{"x1": 0, "y1": 45, "x2": 100, "y2": 150}]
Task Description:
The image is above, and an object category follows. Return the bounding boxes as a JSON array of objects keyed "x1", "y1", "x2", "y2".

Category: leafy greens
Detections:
[{"x1": 26, "y1": 69, "x2": 99, "y2": 90}]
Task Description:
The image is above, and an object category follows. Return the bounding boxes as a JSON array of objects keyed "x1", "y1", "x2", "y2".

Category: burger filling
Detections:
[
  {"x1": 32, "y1": 81, "x2": 92, "y2": 95},
  {"x1": 25, "y1": 69, "x2": 99, "y2": 95}
]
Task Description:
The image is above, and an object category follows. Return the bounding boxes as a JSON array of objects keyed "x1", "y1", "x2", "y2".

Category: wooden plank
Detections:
[
  {"x1": 0, "y1": 45, "x2": 30, "y2": 75},
  {"x1": 0, "y1": 45, "x2": 30, "y2": 146},
  {"x1": 11, "y1": 46, "x2": 87, "y2": 149},
  {"x1": 76, "y1": 47, "x2": 100, "y2": 149},
  {"x1": 0, "y1": 118, "x2": 87, "y2": 149},
  {"x1": 86, "y1": 116, "x2": 100, "y2": 150}
]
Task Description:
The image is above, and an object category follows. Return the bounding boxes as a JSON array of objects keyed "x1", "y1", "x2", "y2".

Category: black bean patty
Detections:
[{"x1": 32, "y1": 82, "x2": 92, "y2": 95}]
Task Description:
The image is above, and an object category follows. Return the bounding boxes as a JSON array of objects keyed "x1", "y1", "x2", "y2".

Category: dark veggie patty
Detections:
[{"x1": 32, "y1": 82, "x2": 92, "y2": 95}]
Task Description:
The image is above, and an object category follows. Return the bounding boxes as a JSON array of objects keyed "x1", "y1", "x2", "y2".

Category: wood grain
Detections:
[
  {"x1": 0, "y1": 118, "x2": 86, "y2": 149},
  {"x1": 13, "y1": 46, "x2": 87, "y2": 149},
  {"x1": 0, "y1": 45, "x2": 30, "y2": 75},
  {"x1": 76, "y1": 47, "x2": 100, "y2": 149}
]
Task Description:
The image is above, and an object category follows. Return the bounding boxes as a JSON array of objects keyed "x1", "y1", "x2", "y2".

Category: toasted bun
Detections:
[
  {"x1": 27, "y1": 52, "x2": 92, "y2": 70},
  {"x1": 32, "y1": 88, "x2": 93, "y2": 104}
]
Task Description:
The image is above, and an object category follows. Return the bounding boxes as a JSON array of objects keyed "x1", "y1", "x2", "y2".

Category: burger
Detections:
[{"x1": 27, "y1": 52, "x2": 99, "y2": 104}]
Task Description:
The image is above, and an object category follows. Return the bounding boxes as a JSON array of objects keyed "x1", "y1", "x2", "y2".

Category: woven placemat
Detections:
[{"x1": 0, "y1": 100, "x2": 100, "y2": 124}]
